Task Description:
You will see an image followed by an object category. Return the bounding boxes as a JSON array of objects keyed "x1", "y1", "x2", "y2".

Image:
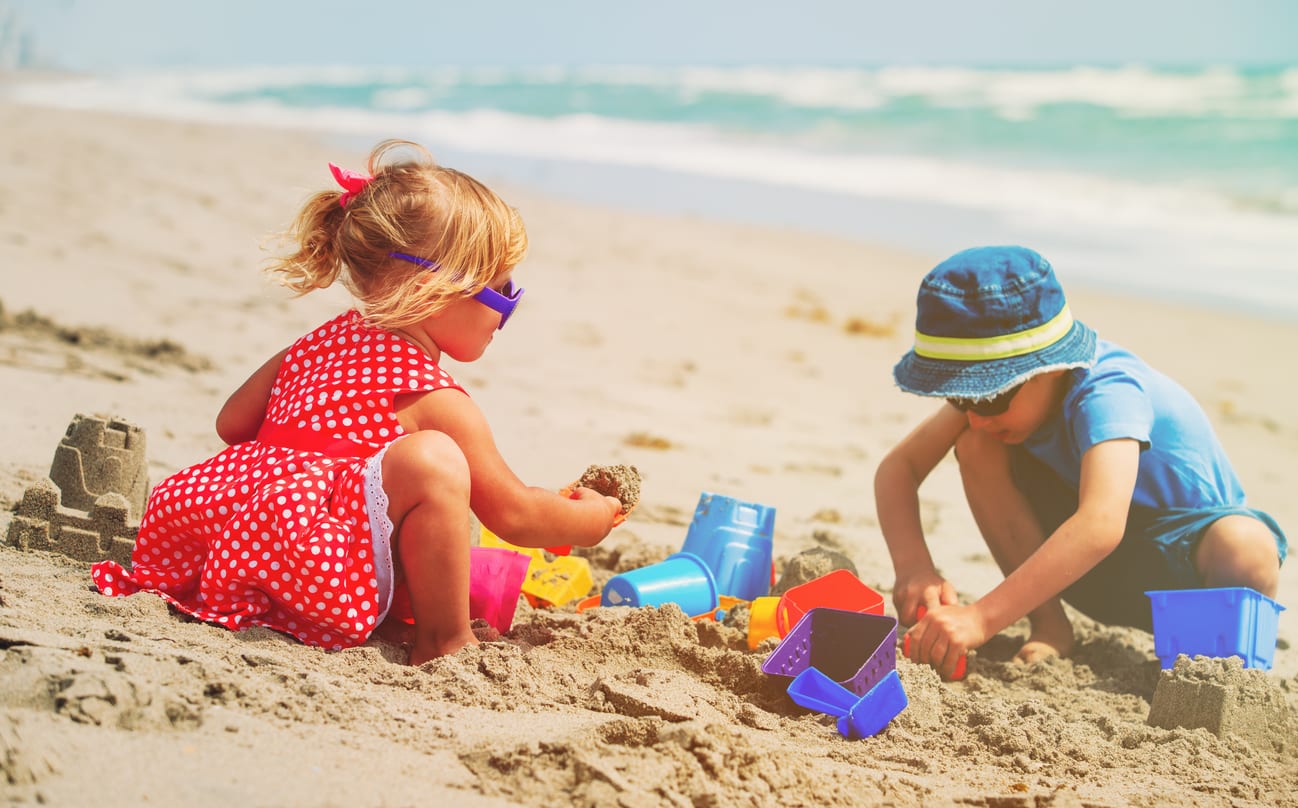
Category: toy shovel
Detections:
[
  {"x1": 786, "y1": 666, "x2": 907, "y2": 739},
  {"x1": 845, "y1": 670, "x2": 908, "y2": 738},
  {"x1": 787, "y1": 666, "x2": 859, "y2": 715},
  {"x1": 903, "y1": 605, "x2": 968, "y2": 680}
]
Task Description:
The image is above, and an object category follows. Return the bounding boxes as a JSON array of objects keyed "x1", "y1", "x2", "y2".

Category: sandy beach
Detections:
[{"x1": 2, "y1": 98, "x2": 1297, "y2": 807}]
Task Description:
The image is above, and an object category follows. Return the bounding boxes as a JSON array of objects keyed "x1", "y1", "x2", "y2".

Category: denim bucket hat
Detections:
[{"x1": 893, "y1": 246, "x2": 1097, "y2": 399}]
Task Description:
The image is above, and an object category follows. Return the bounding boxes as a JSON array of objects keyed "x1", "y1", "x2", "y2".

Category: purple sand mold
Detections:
[{"x1": 762, "y1": 607, "x2": 898, "y2": 698}]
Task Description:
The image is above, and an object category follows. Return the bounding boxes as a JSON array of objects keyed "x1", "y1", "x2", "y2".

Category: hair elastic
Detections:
[{"x1": 329, "y1": 162, "x2": 374, "y2": 208}]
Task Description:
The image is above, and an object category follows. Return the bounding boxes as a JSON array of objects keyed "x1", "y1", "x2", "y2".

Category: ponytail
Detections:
[{"x1": 266, "y1": 191, "x2": 350, "y2": 294}]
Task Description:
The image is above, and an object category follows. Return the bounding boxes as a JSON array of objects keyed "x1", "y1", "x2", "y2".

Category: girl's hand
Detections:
[
  {"x1": 568, "y1": 486, "x2": 623, "y2": 542},
  {"x1": 892, "y1": 569, "x2": 957, "y2": 626},
  {"x1": 903, "y1": 603, "x2": 984, "y2": 681}
]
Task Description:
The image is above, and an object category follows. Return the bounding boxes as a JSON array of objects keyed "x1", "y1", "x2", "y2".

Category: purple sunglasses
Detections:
[{"x1": 389, "y1": 252, "x2": 523, "y2": 330}]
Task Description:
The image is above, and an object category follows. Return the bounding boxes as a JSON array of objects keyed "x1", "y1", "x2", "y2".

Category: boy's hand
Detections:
[
  {"x1": 893, "y1": 570, "x2": 958, "y2": 626},
  {"x1": 904, "y1": 603, "x2": 984, "y2": 681}
]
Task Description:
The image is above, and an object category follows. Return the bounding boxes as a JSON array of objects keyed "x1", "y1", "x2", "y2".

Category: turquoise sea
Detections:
[{"x1": 8, "y1": 64, "x2": 1298, "y2": 317}]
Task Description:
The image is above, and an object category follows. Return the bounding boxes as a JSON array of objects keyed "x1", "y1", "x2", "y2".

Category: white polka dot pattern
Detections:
[{"x1": 91, "y1": 310, "x2": 464, "y2": 650}]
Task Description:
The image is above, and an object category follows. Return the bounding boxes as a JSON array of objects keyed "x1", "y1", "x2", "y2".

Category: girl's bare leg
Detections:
[
  {"x1": 381, "y1": 432, "x2": 477, "y2": 665},
  {"x1": 954, "y1": 429, "x2": 1074, "y2": 661}
]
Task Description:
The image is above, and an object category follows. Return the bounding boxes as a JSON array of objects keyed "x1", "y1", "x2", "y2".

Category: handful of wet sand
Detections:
[{"x1": 575, "y1": 464, "x2": 641, "y2": 515}]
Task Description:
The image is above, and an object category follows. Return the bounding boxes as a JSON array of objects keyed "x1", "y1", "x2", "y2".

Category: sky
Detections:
[{"x1": 4, "y1": 0, "x2": 1297, "y2": 71}]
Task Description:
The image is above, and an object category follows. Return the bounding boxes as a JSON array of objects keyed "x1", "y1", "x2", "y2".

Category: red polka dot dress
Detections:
[{"x1": 91, "y1": 310, "x2": 463, "y2": 650}]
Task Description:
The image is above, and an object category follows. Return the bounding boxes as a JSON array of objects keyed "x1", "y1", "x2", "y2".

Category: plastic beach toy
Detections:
[
  {"x1": 581, "y1": 592, "x2": 744, "y2": 622},
  {"x1": 747, "y1": 595, "x2": 781, "y2": 650},
  {"x1": 480, "y1": 527, "x2": 544, "y2": 560},
  {"x1": 845, "y1": 670, "x2": 908, "y2": 738},
  {"x1": 1146, "y1": 587, "x2": 1285, "y2": 669},
  {"x1": 679, "y1": 492, "x2": 775, "y2": 601},
  {"x1": 787, "y1": 666, "x2": 859, "y2": 715},
  {"x1": 787, "y1": 667, "x2": 908, "y2": 739},
  {"x1": 776, "y1": 569, "x2": 885, "y2": 635},
  {"x1": 902, "y1": 605, "x2": 968, "y2": 680},
  {"x1": 523, "y1": 554, "x2": 594, "y2": 607},
  {"x1": 602, "y1": 552, "x2": 719, "y2": 616},
  {"x1": 479, "y1": 527, "x2": 593, "y2": 607},
  {"x1": 468, "y1": 547, "x2": 532, "y2": 633},
  {"x1": 389, "y1": 545, "x2": 531, "y2": 633},
  {"x1": 762, "y1": 607, "x2": 898, "y2": 698},
  {"x1": 692, "y1": 595, "x2": 747, "y2": 622}
]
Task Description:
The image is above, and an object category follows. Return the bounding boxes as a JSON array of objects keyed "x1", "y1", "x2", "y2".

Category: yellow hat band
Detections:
[{"x1": 913, "y1": 304, "x2": 1074, "y2": 361}]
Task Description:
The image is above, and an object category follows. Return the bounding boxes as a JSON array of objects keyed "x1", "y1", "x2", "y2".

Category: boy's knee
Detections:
[
  {"x1": 1195, "y1": 515, "x2": 1281, "y2": 595},
  {"x1": 954, "y1": 428, "x2": 1010, "y2": 475}
]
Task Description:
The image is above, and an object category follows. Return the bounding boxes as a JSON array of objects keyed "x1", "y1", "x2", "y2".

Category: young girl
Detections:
[{"x1": 91, "y1": 140, "x2": 624, "y2": 664}]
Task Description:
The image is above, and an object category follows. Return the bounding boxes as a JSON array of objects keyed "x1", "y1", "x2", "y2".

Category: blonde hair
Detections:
[{"x1": 267, "y1": 139, "x2": 528, "y2": 329}]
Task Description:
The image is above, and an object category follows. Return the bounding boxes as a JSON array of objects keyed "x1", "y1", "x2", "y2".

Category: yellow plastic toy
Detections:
[
  {"x1": 479, "y1": 527, "x2": 594, "y2": 607},
  {"x1": 522, "y1": 554, "x2": 594, "y2": 607}
]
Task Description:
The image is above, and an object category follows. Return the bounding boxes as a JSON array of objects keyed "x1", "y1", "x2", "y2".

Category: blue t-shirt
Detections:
[{"x1": 1022, "y1": 339, "x2": 1247, "y2": 511}]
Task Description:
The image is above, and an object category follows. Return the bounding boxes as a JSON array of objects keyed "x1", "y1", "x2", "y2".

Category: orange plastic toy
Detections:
[
  {"x1": 902, "y1": 605, "x2": 968, "y2": 680},
  {"x1": 775, "y1": 569, "x2": 885, "y2": 636}
]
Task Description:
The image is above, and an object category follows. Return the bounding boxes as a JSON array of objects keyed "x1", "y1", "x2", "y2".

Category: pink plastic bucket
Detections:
[{"x1": 469, "y1": 547, "x2": 531, "y2": 633}]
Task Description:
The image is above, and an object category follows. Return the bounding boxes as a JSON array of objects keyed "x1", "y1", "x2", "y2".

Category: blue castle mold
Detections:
[{"x1": 679, "y1": 491, "x2": 775, "y2": 601}]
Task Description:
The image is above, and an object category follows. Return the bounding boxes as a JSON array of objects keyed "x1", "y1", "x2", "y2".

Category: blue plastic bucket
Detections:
[
  {"x1": 602, "y1": 552, "x2": 719, "y2": 616},
  {"x1": 1146, "y1": 587, "x2": 1285, "y2": 669}
]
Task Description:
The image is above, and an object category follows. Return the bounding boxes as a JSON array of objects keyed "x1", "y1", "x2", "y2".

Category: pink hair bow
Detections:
[{"x1": 329, "y1": 162, "x2": 373, "y2": 208}]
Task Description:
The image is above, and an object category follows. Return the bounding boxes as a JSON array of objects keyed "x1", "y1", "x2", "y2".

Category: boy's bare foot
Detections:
[
  {"x1": 1014, "y1": 606, "x2": 1074, "y2": 664},
  {"x1": 1016, "y1": 637, "x2": 1067, "y2": 664}
]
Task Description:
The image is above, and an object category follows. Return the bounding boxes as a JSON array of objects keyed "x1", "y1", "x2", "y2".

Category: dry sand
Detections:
[
  {"x1": 1, "y1": 97, "x2": 1296, "y2": 807},
  {"x1": 575, "y1": 464, "x2": 642, "y2": 514}
]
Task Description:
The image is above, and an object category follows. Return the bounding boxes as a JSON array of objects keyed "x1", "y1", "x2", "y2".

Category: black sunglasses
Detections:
[{"x1": 947, "y1": 383, "x2": 1024, "y2": 416}]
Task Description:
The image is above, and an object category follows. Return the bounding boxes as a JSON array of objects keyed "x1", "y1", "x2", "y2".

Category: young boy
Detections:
[{"x1": 875, "y1": 245, "x2": 1286, "y2": 680}]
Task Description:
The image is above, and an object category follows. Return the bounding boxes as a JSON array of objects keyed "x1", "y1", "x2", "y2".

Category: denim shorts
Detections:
[{"x1": 1010, "y1": 449, "x2": 1288, "y2": 631}]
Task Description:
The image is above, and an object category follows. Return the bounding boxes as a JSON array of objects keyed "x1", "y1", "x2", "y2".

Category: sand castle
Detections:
[
  {"x1": 6, "y1": 413, "x2": 147, "y2": 567},
  {"x1": 1147, "y1": 655, "x2": 1293, "y2": 752}
]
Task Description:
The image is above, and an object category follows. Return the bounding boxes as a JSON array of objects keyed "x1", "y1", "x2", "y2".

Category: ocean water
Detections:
[{"x1": 8, "y1": 64, "x2": 1298, "y2": 318}]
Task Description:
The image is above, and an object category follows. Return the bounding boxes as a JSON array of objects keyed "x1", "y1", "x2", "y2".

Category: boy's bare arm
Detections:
[
  {"x1": 908, "y1": 438, "x2": 1141, "y2": 678},
  {"x1": 972, "y1": 438, "x2": 1141, "y2": 639},
  {"x1": 875, "y1": 405, "x2": 969, "y2": 617}
]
